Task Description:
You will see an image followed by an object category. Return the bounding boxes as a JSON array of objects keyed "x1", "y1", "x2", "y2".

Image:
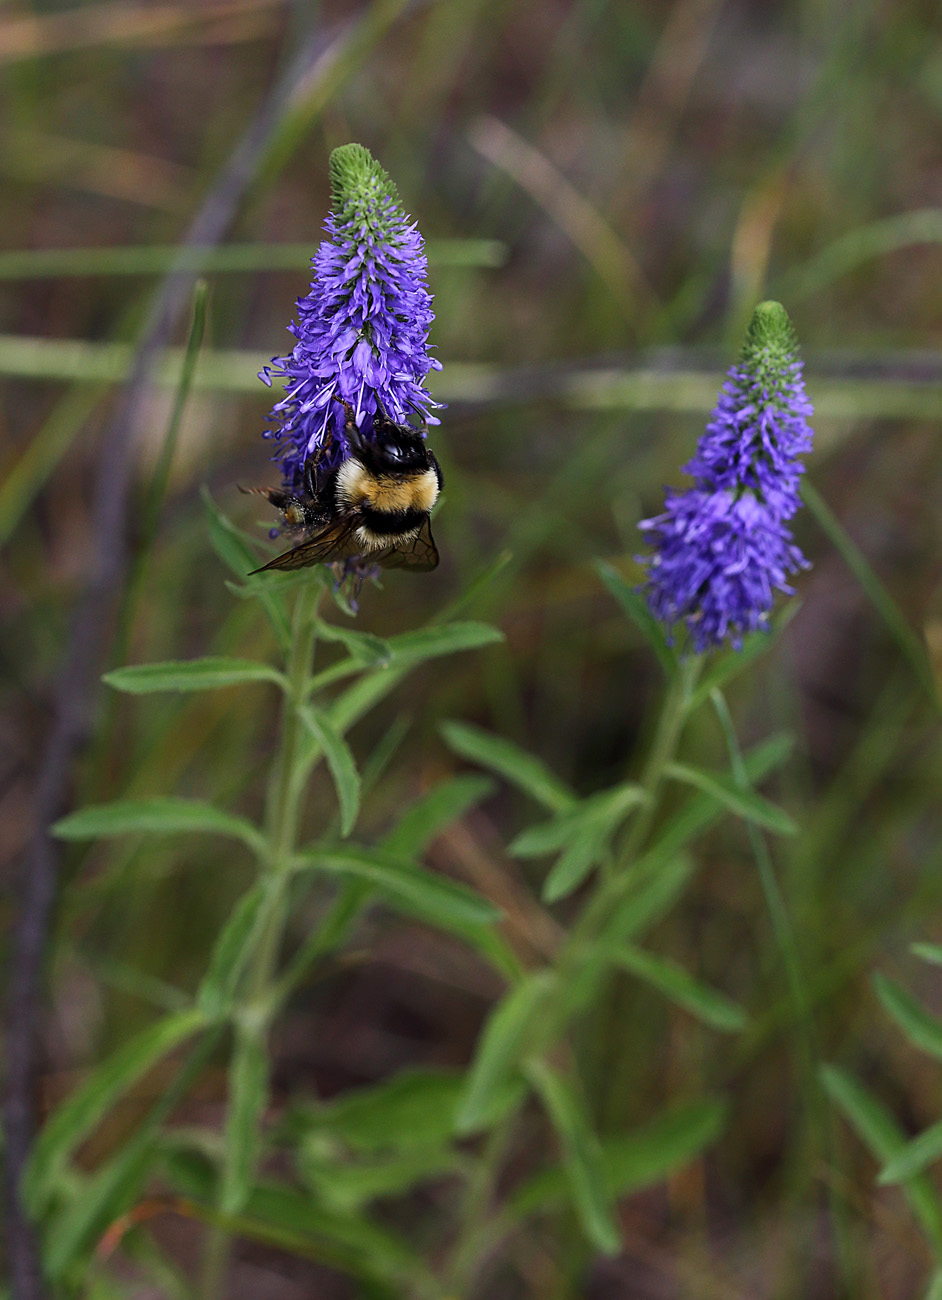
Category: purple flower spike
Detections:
[
  {"x1": 261, "y1": 143, "x2": 440, "y2": 489},
  {"x1": 639, "y1": 302, "x2": 814, "y2": 651}
]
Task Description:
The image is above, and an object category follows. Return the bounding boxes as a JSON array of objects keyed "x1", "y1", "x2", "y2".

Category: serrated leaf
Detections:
[
  {"x1": 52, "y1": 797, "x2": 265, "y2": 854},
  {"x1": 23, "y1": 1009, "x2": 205, "y2": 1214},
  {"x1": 664, "y1": 761, "x2": 797, "y2": 835},
  {"x1": 298, "y1": 705, "x2": 361, "y2": 837},
  {"x1": 222, "y1": 1032, "x2": 269, "y2": 1215},
  {"x1": 440, "y1": 721, "x2": 575, "y2": 813},
  {"x1": 524, "y1": 1058, "x2": 620, "y2": 1255},
  {"x1": 381, "y1": 776, "x2": 495, "y2": 858},
  {"x1": 880, "y1": 1119, "x2": 942, "y2": 1185},
  {"x1": 821, "y1": 1064, "x2": 942, "y2": 1247},
  {"x1": 198, "y1": 884, "x2": 270, "y2": 1019},
  {"x1": 614, "y1": 945, "x2": 747, "y2": 1032},
  {"x1": 103, "y1": 657, "x2": 286, "y2": 694},
  {"x1": 874, "y1": 973, "x2": 942, "y2": 1060},
  {"x1": 511, "y1": 1097, "x2": 726, "y2": 1217},
  {"x1": 292, "y1": 847, "x2": 500, "y2": 929},
  {"x1": 595, "y1": 560, "x2": 676, "y2": 678},
  {"x1": 456, "y1": 972, "x2": 555, "y2": 1135},
  {"x1": 511, "y1": 785, "x2": 644, "y2": 857}
]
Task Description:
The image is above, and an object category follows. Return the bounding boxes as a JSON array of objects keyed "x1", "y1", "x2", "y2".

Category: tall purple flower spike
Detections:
[
  {"x1": 260, "y1": 143, "x2": 440, "y2": 489},
  {"x1": 639, "y1": 301, "x2": 814, "y2": 652}
]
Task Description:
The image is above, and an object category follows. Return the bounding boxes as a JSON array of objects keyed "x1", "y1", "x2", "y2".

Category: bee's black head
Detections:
[{"x1": 365, "y1": 412, "x2": 430, "y2": 475}]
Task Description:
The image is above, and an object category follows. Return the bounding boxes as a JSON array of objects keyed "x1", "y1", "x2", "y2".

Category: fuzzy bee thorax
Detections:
[{"x1": 335, "y1": 457, "x2": 440, "y2": 515}]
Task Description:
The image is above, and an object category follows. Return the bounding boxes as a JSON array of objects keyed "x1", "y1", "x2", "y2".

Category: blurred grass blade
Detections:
[
  {"x1": 52, "y1": 797, "x2": 265, "y2": 855},
  {"x1": 291, "y1": 847, "x2": 500, "y2": 930},
  {"x1": 511, "y1": 1097, "x2": 726, "y2": 1216},
  {"x1": 381, "y1": 775, "x2": 496, "y2": 858},
  {"x1": 924, "y1": 1269, "x2": 942, "y2": 1300},
  {"x1": 912, "y1": 943, "x2": 942, "y2": 967},
  {"x1": 104, "y1": 658, "x2": 287, "y2": 693},
  {"x1": 298, "y1": 705, "x2": 361, "y2": 837},
  {"x1": 880, "y1": 1119, "x2": 942, "y2": 1186},
  {"x1": 874, "y1": 973, "x2": 942, "y2": 1060},
  {"x1": 778, "y1": 209, "x2": 942, "y2": 303},
  {"x1": 803, "y1": 481, "x2": 938, "y2": 707},
  {"x1": 440, "y1": 720, "x2": 575, "y2": 813},
  {"x1": 595, "y1": 560, "x2": 676, "y2": 678},
  {"x1": 456, "y1": 973, "x2": 555, "y2": 1135},
  {"x1": 0, "y1": 239, "x2": 507, "y2": 280},
  {"x1": 23, "y1": 1009, "x2": 205, "y2": 1214},
  {"x1": 0, "y1": 383, "x2": 104, "y2": 546},
  {"x1": 596, "y1": 854, "x2": 694, "y2": 950},
  {"x1": 136, "y1": 281, "x2": 207, "y2": 553},
  {"x1": 664, "y1": 761, "x2": 797, "y2": 835},
  {"x1": 198, "y1": 884, "x2": 270, "y2": 1020},
  {"x1": 524, "y1": 1058, "x2": 620, "y2": 1256},
  {"x1": 222, "y1": 1032, "x2": 269, "y2": 1215},
  {"x1": 614, "y1": 945, "x2": 747, "y2": 1032},
  {"x1": 821, "y1": 1064, "x2": 942, "y2": 1248}
]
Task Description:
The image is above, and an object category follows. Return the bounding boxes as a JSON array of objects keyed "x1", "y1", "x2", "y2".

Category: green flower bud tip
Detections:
[{"x1": 329, "y1": 143, "x2": 401, "y2": 231}]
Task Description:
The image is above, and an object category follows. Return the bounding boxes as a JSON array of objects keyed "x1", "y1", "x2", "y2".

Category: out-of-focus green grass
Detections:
[{"x1": 5, "y1": 0, "x2": 942, "y2": 1294}]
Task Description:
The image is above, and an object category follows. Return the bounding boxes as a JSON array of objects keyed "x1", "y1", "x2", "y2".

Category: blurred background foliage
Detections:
[{"x1": 4, "y1": 0, "x2": 942, "y2": 1294}]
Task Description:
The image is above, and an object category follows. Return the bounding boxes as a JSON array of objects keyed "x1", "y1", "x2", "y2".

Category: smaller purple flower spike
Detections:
[
  {"x1": 639, "y1": 301, "x2": 814, "y2": 651},
  {"x1": 261, "y1": 143, "x2": 440, "y2": 489}
]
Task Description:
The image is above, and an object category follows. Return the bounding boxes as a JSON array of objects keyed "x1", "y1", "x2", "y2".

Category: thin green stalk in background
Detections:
[{"x1": 199, "y1": 578, "x2": 321, "y2": 1300}]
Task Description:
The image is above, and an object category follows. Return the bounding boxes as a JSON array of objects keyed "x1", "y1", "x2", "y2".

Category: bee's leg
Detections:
[
  {"x1": 303, "y1": 456, "x2": 318, "y2": 498},
  {"x1": 332, "y1": 393, "x2": 358, "y2": 431}
]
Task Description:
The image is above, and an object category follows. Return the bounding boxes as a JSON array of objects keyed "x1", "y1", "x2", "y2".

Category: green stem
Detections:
[
  {"x1": 199, "y1": 577, "x2": 320, "y2": 1300},
  {"x1": 444, "y1": 1117, "x2": 519, "y2": 1299}
]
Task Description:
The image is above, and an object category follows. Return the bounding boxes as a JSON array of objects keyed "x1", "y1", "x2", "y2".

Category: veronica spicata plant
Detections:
[
  {"x1": 639, "y1": 301, "x2": 814, "y2": 650},
  {"x1": 260, "y1": 142, "x2": 440, "y2": 489}
]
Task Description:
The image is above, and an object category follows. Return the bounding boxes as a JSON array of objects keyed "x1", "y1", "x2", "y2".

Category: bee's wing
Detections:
[
  {"x1": 376, "y1": 517, "x2": 440, "y2": 573},
  {"x1": 249, "y1": 515, "x2": 362, "y2": 574}
]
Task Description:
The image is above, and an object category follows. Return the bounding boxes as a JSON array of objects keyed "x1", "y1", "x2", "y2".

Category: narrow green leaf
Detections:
[
  {"x1": 524, "y1": 1058, "x2": 620, "y2": 1256},
  {"x1": 198, "y1": 884, "x2": 270, "y2": 1020},
  {"x1": 440, "y1": 720, "x2": 575, "y2": 813},
  {"x1": 386, "y1": 621, "x2": 505, "y2": 665},
  {"x1": 53, "y1": 795, "x2": 262, "y2": 857},
  {"x1": 596, "y1": 854, "x2": 695, "y2": 949},
  {"x1": 512, "y1": 785, "x2": 644, "y2": 856},
  {"x1": 456, "y1": 973, "x2": 555, "y2": 1135},
  {"x1": 381, "y1": 775, "x2": 495, "y2": 858},
  {"x1": 221, "y1": 1032, "x2": 270, "y2": 1216},
  {"x1": 924, "y1": 1268, "x2": 942, "y2": 1300},
  {"x1": 595, "y1": 560, "x2": 676, "y2": 678},
  {"x1": 511, "y1": 1098, "x2": 726, "y2": 1216},
  {"x1": 821, "y1": 1064, "x2": 942, "y2": 1247},
  {"x1": 298, "y1": 705, "x2": 361, "y2": 837},
  {"x1": 880, "y1": 1119, "x2": 942, "y2": 1185},
  {"x1": 874, "y1": 973, "x2": 942, "y2": 1061},
  {"x1": 301, "y1": 1144, "x2": 464, "y2": 1212},
  {"x1": 52, "y1": 797, "x2": 265, "y2": 855},
  {"x1": 23, "y1": 1009, "x2": 205, "y2": 1214},
  {"x1": 292, "y1": 847, "x2": 500, "y2": 929},
  {"x1": 912, "y1": 942, "x2": 942, "y2": 967},
  {"x1": 614, "y1": 945, "x2": 747, "y2": 1032},
  {"x1": 803, "y1": 481, "x2": 938, "y2": 707},
  {"x1": 104, "y1": 658, "x2": 286, "y2": 694},
  {"x1": 316, "y1": 620, "x2": 391, "y2": 666},
  {"x1": 202, "y1": 487, "x2": 290, "y2": 648},
  {"x1": 292, "y1": 1070, "x2": 465, "y2": 1153},
  {"x1": 542, "y1": 821, "x2": 612, "y2": 903},
  {"x1": 664, "y1": 761, "x2": 797, "y2": 835}
]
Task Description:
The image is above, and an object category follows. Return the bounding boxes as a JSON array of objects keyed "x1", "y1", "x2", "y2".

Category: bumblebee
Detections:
[{"x1": 244, "y1": 396, "x2": 443, "y2": 575}]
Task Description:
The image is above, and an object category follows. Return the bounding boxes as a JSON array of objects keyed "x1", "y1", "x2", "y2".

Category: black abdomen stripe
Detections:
[{"x1": 360, "y1": 506, "x2": 426, "y2": 538}]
